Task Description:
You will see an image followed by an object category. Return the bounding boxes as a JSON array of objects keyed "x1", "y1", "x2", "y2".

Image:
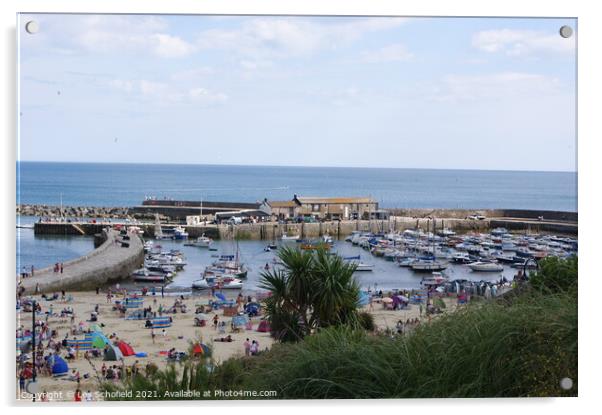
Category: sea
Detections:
[{"x1": 16, "y1": 161, "x2": 577, "y2": 292}]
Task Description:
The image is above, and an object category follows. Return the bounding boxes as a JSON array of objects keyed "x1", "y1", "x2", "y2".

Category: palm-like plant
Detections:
[{"x1": 259, "y1": 246, "x2": 361, "y2": 342}]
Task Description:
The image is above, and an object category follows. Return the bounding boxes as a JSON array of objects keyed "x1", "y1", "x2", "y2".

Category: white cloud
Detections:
[
  {"x1": 170, "y1": 67, "x2": 214, "y2": 81},
  {"x1": 360, "y1": 43, "x2": 413, "y2": 63},
  {"x1": 472, "y1": 29, "x2": 574, "y2": 56},
  {"x1": 430, "y1": 72, "x2": 563, "y2": 102},
  {"x1": 109, "y1": 78, "x2": 227, "y2": 106},
  {"x1": 188, "y1": 88, "x2": 228, "y2": 104},
  {"x1": 196, "y1": 17, "x2": 407, "y2": 59},
  {"x1": 33, "y1": 15, "x2": 195, "y2": 59},
  {"x1": 151, "y1": 34, "x2": 195, "y2": 58}
]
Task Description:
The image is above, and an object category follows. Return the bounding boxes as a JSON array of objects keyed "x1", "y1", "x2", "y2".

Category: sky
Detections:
[{"x1": 18, "y1": 14, "x2": 577, "y2": 172}]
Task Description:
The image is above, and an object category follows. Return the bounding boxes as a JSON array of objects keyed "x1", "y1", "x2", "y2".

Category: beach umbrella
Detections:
[{"x1": 397, "y1": 295, "x2": 409, "y2": 302}]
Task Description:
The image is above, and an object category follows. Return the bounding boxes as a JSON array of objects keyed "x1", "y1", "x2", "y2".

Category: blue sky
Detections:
[{"x1": 18, "y1": 14, "x2": 576, "y2": 171}]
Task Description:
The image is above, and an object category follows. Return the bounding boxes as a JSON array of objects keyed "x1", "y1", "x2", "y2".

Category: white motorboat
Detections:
[
  {"x1": 451, "y1": 252, "x2": 472, "y2": 264},
  {"x1": 132, "y1": 268, "x2": 172, "y2": 282},
  {"x1": 468, "y1": 261, "x2": 504, "y2": 272},
  {"x1": 343, "y1": 255, "x2": 374, "y2": 271},
  {"x1": 192, "y1": 276, "x2": 243, "y2": 290},
  {"x1": 185, "y1": 235, "x2": 212, "y2": 248},
  {"x1": 281, "y1": 234, "x2": 300, "y2": 241}
]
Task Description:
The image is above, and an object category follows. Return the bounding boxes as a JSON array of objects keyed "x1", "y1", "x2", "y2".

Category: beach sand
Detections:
[{"x1": 16, "y1": 290, "x2": 459, "y2": 402}]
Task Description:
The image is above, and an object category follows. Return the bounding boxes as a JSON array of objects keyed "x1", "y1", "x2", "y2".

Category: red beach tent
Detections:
[{"x1": 117, "y1": 341, "x2": 135, "y2": 356}]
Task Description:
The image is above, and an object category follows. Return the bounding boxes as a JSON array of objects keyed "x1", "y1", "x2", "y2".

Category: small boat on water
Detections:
[
  {"x1": 322, "y1": 234, "x2": 334, "y2": 244},
  {"x1": 281, "y1": 234, "x2": 300, "y2": 241},
  {"x1": 132, "y1": 268, "x2": 172, "y2": 282},
  {"x1": 451, "y1": 252, "x2": 472, "y2": 264},
  {"x1": 343, "y1": 256, "x2": 374, "y2": 272},
  {"x1": 185, "y1": 235, "x2": 212, "y2": 248},
  {"x1": 172, "y1": 226, "x2": 189, "y2": 240},
  {"x1": 410, "y1": 256, "x2": 447, "y2": 272},
  {"x1": 468, "y1": 261, "x2": 504, "y2": 272},
  {"x1": 192, "y1": 275, "x2": 243, "y2": 290}
]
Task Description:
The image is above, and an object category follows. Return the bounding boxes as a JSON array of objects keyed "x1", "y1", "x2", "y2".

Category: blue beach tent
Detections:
[{"x1": 51, "y1": 355, "x2": 69, "y2": 376}]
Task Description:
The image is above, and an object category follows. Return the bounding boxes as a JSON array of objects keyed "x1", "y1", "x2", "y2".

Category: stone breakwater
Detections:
[
  {"x1": 18, "y1": 228, "x2": 144, "y2": 294},
  {"x1": 17, "y1": 204, "x2": 158, "y2": 220}
]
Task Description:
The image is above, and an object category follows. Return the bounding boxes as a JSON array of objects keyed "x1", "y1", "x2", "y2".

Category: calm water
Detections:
[{"x1": 17, "y1": 161, "x2": 577, "y2": 211}]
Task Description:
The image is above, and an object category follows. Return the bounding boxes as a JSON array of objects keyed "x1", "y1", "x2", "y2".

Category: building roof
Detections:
[
  {"x1": 294, "y1": 196, "x2": 376, "y2": 204},
  {"x1": 269, "y1": 200, "x2": 298, "y2": 208}
]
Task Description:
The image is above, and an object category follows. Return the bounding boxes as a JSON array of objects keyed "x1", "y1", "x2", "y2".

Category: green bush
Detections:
[
  {"x1": 240, "y1": 291, "x2": 577, "y2": 398},
  {"x1": 529, "y1": 256, "x2": 577, "y2": 294}
]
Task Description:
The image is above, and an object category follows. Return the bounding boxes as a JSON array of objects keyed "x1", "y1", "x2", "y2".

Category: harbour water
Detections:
[{"x1": 17, "y1": 215, "x2": 520, "y2": 292}]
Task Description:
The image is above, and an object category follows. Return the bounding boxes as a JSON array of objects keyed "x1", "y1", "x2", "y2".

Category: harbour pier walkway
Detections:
[{"x1": 18, "y1": 228, "x2": 144, "y2": 295}]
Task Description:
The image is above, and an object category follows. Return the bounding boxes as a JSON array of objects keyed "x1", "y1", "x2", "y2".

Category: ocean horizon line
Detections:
[{"x1": 16, "y1": 160, "x2": 577, "y2": 175}]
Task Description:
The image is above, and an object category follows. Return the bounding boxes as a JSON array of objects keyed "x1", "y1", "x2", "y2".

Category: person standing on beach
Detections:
[
  {"x1": 243, "y1": 338, "x2": 251, "y2": 356},
  {"x1": 60, "y1": 263, "x2": 64, "y2": 273},
  {"x1": 213, "y1": 314, "x2": 219, "y2": 330},
  {"x1": 74, "y1": 389, "x2": 82, "y2": 402}
]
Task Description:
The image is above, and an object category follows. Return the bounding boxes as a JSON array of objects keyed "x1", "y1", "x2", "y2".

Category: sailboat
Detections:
[
  {"x1": 153, "y1": 214, "x2": 171, "y2": 240},
  {"x1": 205, "y1": 240, "x2": 248, "y2": 278}
]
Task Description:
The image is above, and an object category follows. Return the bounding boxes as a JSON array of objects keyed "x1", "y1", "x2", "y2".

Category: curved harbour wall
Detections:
[{"x1": 18, "y1": 228, "x2": 144, "y2": 295}]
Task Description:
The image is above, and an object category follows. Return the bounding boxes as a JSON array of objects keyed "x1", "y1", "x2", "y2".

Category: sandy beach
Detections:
[{"x1": 16, "y1": 288, "x2": 460, "y2": 402}]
